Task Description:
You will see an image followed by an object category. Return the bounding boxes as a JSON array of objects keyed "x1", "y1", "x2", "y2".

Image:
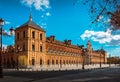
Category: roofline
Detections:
[{"x1": 15, "y1": 25, "x2": 46, "y2": 32}]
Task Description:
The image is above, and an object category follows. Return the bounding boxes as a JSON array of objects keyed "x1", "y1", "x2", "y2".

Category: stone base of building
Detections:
[
  {"x1": 3, "y1": 64, "x2": 117, "y2": 71},
  {"x1": 22, "y1": 64, "x2": 110, "y2": 71},
  {"x1": 26, "y1": 64, "x2": 82, "y2": 71}
]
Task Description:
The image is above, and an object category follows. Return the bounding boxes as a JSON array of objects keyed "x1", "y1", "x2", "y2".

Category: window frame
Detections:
[
  {"x1": 40, "y1": 33, "x2": 42, "y2": 40},
  {"x1": 32, "y1": 44, "x2": 35, "y2": 51},
  {"x1": 32, "y1": 31, "x2": 35, "y2": 39}
]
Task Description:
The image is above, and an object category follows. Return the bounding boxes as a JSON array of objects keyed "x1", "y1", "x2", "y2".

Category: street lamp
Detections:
[
  {"x1": 10, "y1": 27, "x2": 14, "y2": 35},
  {"x1": 10, "y1": 27, "x2": 22, "y2": 70},
  {"x1": 0, "y1": 18, "x2": 4, "y2": 78},
  {"x1": 109, "y1": 54, "x2": 111, "y2": 67},
  {"x1": 16, "y1": 47, "x2": 22, "y2": 70},
  {"x1": 0, "y1": 19, "x2": 15, "y2": 78},
  {"x1": 98, "y1": 49, "x2": 102, "y2": 68}
]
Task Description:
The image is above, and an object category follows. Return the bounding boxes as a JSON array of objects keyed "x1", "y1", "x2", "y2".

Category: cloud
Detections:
[
  {"x1": 46, "y1": 12, "x2": 50, "y2": 16},
  {"x1": 5, "y1": 21, "x2": 11, "y2": 25},
  {"x1": 21, "y1": 0, "x2": 50, "y2": 10},
  {"x1": 80, "y1": 29, "x2": 120, "y2": 46}
]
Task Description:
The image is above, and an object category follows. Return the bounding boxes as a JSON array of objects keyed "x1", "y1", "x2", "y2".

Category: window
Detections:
[
  {"x1": 17, "y1": 33, "x2": 19, "y2": 40},
  {"x1": 23, "y1": 44, "x2": 25, "y2": 51},
  {"x1": 23, "y1": 31, "x2": 25, "y2": 38},
  {"x1": 32, "y1": 31, "x2": 35, "y2": 38},
  {"x1": 32, "y1": 44, "x2": 35, "y2": 51},
  {"x1": 56, "y1": 60, "x2": 58, "y2": 64},
  {"x1": 40, "y1": 46, "x2": 42, "y2": 52},
  {"x1": 66, "y1": 60, "x2": 68, "y2": 64},
  {"x1": 47, "y1": 59, "x2": 50, "y2": 65},
  {"x1": 63, "y1": 60, "x2": 65, "y2": 64},
  {"x1": 69, "y1": 60, "x2": 71, "y2": 64},
  {"x1": 60, "y1": 60, "x2": 62, "y2": 64},
  {"x1": 52, "y1": 60, "x2": 54, "y2": 65},
  {"x1": 40, "y1": 59, "x2": 42, "y2": 65},
  {"x1": 40, "y1": 33, "x2": 42, "y2": 40},
  {"x1": 32, "y1": 58, "x2": 35, "y2": 65}
]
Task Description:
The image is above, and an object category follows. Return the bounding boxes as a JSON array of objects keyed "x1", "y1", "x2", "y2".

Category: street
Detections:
[{"x1": 0, "y1": 66, "x2": 120, "y2": 82}]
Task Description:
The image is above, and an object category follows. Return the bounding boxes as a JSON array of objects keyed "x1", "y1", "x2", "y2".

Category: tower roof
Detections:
[
  {"x1": 87, "y1": 40, "x2": 91, "y2": 46},
  {"x1": 16, "y1": 13, "x2": 45, "y2": 32}
]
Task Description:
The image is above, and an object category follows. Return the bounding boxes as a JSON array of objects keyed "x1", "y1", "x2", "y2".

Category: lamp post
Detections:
[
  {"x1": 0, "y1": 19, "x2": 15, "y2": 78},
  {"x1": 0, "y1": 18, "x2": 4, "y2": 78},
  {"x1": 109, "y1": 54, "x2": 111, "y2": 67},
  {"x1": 10, "y1": 27, "x2": 22, "y2": 70},
  {"x1": 16, "y1": 47, "x2": 22, "y2": 70},
  {"x1": 98, "y1": 49, "x2": 102, "y2": 68}
]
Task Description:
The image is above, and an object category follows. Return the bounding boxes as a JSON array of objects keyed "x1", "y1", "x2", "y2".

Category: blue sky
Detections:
[{"x1": 0, "y1": 0, "x2": 120, "y2": 57}]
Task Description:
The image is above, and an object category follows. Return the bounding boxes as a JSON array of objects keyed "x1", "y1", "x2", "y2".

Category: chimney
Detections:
[
  {"x1": 50, "y1": 35, "x2": 55, "y2": 41},
  {"x1": 68, "y1": 40, "x2": 71, "y2": 45}
]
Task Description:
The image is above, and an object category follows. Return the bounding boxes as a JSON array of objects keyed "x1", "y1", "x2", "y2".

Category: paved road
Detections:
[
  {"x1": 39, "y1": 67, "x2": 120, "y2": 82},
  {"x1": 1, "y1": 66, "x2": 120, "y2": 82}
]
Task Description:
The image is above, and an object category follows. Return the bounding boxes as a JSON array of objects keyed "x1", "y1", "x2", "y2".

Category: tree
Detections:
[{"x1": 74, "y1": 0, "x2": 120, "y2": 33}]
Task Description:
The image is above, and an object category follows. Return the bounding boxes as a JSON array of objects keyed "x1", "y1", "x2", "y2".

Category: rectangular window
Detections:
[
  {"x1": 47, "y1": 60, "x2": 50, "y2": 65},
  {"x1": 52, "y1": 60, "x2": 54, "y2": 65},
  {"x1": 32, "y1": 58, "x2": 35, "y2": 65},
  {"x1": 32, "y1": 31, "x2": 35, "y2": 39},
  {"x1": 56, "y1": 60, "x2": 58, "y2": 64},
  {"x1": 17, "y1": 33, "x2": 19, "y2": 40},
  {"x1": 40, "y1": 33, "x2": 42, "y2": 40},
  {"x1": 23, "y1": 31, "x2": 25, "y2": 38},
  {"x1": 23, "y1": 44, "x2": 25, "y2": 51},
  {"x1": 32, "y1": 44, "x2": 35, "y2": 51},
  {"x1": 40, "y1": 46, "x2": 42, "y2": 52}
]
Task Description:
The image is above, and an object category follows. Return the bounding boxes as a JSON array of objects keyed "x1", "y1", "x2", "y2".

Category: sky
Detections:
[{"x1": 0, "y1": 0, "x2": 120, "y2": 57}]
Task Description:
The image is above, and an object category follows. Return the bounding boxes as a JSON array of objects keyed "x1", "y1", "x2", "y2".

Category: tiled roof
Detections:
[
  {"x1": 16, "y1": 13, "x2": 45, "y2": 32},
  {"x1": 46, "y1": 36, "x2": 83, "y2": 49},
  {"x1": 19, "y1": 20, "x2": 45, "y2": 32}
]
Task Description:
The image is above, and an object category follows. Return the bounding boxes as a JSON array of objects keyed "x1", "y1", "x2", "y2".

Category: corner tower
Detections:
[
  {"x1": 87, "y1": 40, "x2": 92, "y2": 52},
  {"x1": 86, "y1": 40, "x2": 92, "y2": 64},
  {"x1": 15, "y1": 13, "x2": 46, "y2": 68}
]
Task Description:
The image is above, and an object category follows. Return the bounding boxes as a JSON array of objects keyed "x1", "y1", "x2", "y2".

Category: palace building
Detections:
[{"x1": 2, "y1": 14, "x2": 107, "y2": 70}]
